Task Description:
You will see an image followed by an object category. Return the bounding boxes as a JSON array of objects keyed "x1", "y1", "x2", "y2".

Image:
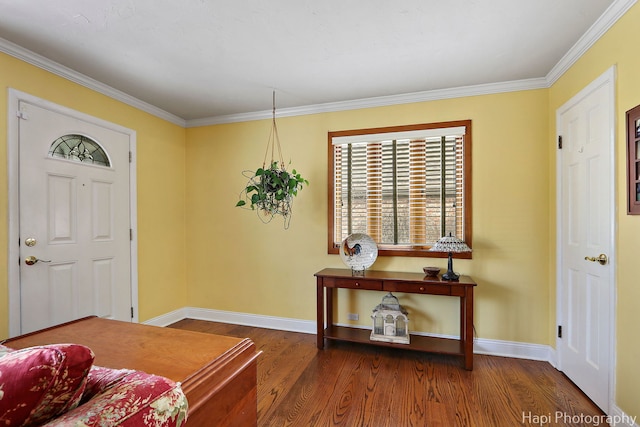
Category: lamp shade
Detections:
[{"x1": 429, "y1": 233, "x2": 471, "y2": 253}]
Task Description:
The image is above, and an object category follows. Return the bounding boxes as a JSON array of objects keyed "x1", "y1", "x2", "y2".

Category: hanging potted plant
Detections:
[
  {"x1": 236, "y1": 160, "x2": 308, "y2": 226},
  {"x1": 235, "y1": 92, "x2": 308, "y2": 228}
]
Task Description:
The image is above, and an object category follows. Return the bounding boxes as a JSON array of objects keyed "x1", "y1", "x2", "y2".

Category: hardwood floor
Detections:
[{"x1": 169, "y1": 319, "x2": 606, "y2": 427}]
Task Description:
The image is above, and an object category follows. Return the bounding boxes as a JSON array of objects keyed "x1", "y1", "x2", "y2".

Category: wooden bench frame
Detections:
[{"x1": 5, "y1": 317, "x2": 261, "y2": 426}]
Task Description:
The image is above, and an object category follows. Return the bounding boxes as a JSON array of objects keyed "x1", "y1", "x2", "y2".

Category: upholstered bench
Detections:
[
  {"x1": 0, "y1": 343, "x2": 188, "y2": 426},
  {"x1": 3, "y1": 317, "x2": 260, "y2": 426}
]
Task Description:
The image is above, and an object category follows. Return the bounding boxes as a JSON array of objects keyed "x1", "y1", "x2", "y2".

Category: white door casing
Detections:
[
  {"x1": 556, "y1": 67, "x2": 616, "y2": 413},
  {"x1": 7, "y1": 89, "x2": 139, "y2": 337}
]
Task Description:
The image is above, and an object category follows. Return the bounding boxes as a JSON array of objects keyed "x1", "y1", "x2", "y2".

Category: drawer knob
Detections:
[
  {"x1": 419, "y1": 287, "x2": 425, "y2": 291},
  {"x1": 355, "y1": 282, "x2": 360, "y2": 287}
]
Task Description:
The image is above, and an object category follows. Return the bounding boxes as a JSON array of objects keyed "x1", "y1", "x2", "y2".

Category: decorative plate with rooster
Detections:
[{"x1": 339, "y1": 233, "x2": 378, "y2": 271}]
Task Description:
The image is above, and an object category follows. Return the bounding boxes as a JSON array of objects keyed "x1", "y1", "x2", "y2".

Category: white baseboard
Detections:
[
  {"x1": 473, "y1": 336, "x2": 553, "y2": 362},
  {"x1": 609, "y1": 405, "x2": 639, "y2": 427},
  {"x1": 185, "y1": 307, "x2": 317, "y2": 334},
  {"x1": 143, "y1": 307, "x2": 189, "y2": 328},
  {"x1": 145, "y1": 307, "x2": 552, "y2": 360}
]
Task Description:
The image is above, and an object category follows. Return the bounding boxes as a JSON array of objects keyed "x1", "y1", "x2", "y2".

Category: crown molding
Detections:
[
  {"x1": 0, "y1": 36, "x2": 186, "y2": 127},
  {"x1": 546, "y1": 0, "x2": 637, "y2": 85},
  {"x1": 186, "y1": 78, "x2": 549, "y2": 127}
]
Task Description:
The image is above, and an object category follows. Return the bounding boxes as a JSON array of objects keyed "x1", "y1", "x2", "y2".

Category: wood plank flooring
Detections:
[{"x1": 169, "y1": 319, "x2": 606, "y2": 427}]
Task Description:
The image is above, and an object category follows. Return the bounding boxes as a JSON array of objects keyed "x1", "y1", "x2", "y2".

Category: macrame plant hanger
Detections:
[
  {"x1": 236, "y1": 91, "x2": 308, "y2": 229},
  {"x1": 263, "y1": 91, "x2": 285, "y2": 173}
]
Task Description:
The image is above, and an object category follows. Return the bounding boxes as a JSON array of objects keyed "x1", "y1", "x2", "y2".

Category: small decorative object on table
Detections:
[
  {"x1": 371, "y1": 293, "x2": 409, "y2": 344},
  {"x1": 339, "y1": 233, "x2": 378, "y2": 274},
  {"x1": 429, "y1": 233, "x2": 472, "y2": 280},
  {"x1": 423, "y1": 267, "x2": 441, "y2": 277}
]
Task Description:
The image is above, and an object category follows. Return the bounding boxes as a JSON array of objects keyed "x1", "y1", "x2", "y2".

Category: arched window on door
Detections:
[{"x1": 48, "y1": 134, "x2": 111, "y2": 167}]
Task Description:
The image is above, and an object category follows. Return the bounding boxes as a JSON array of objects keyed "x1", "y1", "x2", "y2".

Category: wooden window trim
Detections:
[{"x1": 327, "y1": 120, "x2": 472, "y2": 258}]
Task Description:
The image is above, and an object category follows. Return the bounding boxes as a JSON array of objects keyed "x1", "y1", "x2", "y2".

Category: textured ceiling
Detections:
[{"x1": 0, "y1": 0, "x2": 618, "y2": 122}]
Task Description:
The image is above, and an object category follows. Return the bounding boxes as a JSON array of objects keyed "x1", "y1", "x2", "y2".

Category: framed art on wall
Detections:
[{"x1": 626, "y1": 104, "x2": 640, "y2": 214}]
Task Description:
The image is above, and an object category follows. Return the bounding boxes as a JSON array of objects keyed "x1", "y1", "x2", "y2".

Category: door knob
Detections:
[
  {"x1": 584, "y1": 254, "x2": 608, "y2": 265},
  {"x1": 25, "y1": 256, "x2": 51, "y2": 265}
]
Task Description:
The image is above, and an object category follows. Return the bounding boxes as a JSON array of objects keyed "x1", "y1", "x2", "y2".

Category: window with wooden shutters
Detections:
[{"x1": 328, "y1": 120, "x2": 472, "y2": 258}]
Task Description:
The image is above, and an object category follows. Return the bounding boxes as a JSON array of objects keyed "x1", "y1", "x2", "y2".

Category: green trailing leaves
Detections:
[{"x1": 236, "y1": 161, "x2": 309, "y2": 227}]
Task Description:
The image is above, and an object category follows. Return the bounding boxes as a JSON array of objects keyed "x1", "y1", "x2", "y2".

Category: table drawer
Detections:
[
  {"x1": 334, "y1": 278, "x2": 383, "y2": 290},
  {"x1": 385, "y1": 281, "x2": 451, "y2": 295}
]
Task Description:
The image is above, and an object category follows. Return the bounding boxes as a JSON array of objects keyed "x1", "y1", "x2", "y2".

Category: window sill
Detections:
[{"x1": 328, "y1": 245, "x2": 473, "y2": 259}]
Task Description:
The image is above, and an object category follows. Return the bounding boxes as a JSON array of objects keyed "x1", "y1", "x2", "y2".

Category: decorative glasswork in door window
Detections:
[{"x1": 48, "y1": 134, "x2": 111, "y2": 167}]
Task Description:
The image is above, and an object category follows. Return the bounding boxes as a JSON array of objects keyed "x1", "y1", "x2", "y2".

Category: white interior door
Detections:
[
  {"x1": 557, "y1": 68, "x2": 615, "y2": 413},
  {"x1": 18, "y1": 100, "x2": 132, "y2": 334}
]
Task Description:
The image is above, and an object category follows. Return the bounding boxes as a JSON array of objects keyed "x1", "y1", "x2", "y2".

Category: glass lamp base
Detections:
[
  {"x1": 442, "y1": 270, "x2": 460, "y2": 281},
  {"x1": 442, "y1": 252, "x2": 460, "y2": 281}
]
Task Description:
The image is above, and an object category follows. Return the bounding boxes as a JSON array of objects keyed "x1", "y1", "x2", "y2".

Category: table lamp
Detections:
[{"x1": 429, "y1": 233, "x2": 471, "y2": 280}]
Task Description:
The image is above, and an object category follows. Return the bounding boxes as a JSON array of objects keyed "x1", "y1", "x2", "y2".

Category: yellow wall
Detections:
[
  {"x1": 0, "y1": 52, "x2": 188, "y2": 334},
  {"x1": 186, "y1": 89, "x2": 550, "y2": 343},
  {"x1": 548, "y1": 2, "x2": 640, "y2": 419}
]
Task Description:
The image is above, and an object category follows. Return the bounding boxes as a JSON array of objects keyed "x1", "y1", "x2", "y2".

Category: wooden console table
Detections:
[{"x1": 315, "y1": 268, "x2": 477, "y2": 370}]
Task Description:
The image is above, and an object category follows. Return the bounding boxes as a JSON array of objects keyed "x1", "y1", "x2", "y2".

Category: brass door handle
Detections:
[
  {"x1": 584, "y1": 254, "x2": 608, "y2": 265},
  {"x1": 25, "y1": 256, "x2": 51, "y2": 266}
]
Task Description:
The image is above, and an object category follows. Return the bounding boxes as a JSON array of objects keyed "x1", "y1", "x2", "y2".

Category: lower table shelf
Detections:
[{"x1": 324, "y1": 325, "x2": 464, "y2": 355}]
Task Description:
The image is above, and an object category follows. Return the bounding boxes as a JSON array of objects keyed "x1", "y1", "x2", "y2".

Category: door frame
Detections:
[
  {"x1": 555, "y1": 66, "x2": 616, "y2": 411},
  {"x1": 6, "y1": 89, "x2": 139, "y2": 337}
]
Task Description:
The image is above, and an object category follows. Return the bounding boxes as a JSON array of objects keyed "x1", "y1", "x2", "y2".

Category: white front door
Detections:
[
  {"x1": 17, "y1": 99, "x2": 133, "y2": 334},
  {"x1": 556, "y1": 68, "x2": 615, "y2": 413}
]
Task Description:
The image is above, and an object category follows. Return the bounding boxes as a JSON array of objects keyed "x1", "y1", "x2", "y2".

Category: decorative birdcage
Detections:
[{"x1": 370, "y1": 293, "x2": 410, "y2": 344}]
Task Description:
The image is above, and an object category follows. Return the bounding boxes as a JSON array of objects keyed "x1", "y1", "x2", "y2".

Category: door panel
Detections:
[
  {"x1": 18, "y1": 100, "x2": 132, "y2": 334},
  {"x1": 93, "y1": 258, "x2": 115, "y2": 317},
  {"x1": 49, "y1": 263, "x2": 76, "y2": 325},
  {"x1": 92, "y1": 181, "x2": 114, "y2": 240},
  {"x1": 557, "y1": 70, "x2": 614, "y2": 413},
  {"x1": 585, "y1": 274, "x2": 602, "y2": 367},
  {"x1": 48, "y1": 174, "x2": 77, "y2": 243}
]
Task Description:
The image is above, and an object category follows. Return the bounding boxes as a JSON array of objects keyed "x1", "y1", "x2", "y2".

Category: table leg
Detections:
[
  {"x1": 461, "y1": 288, "x2": 474, "y2": 370},
  {"x1": 316, "y1": 279, "x2": 324, "y2": 349},
  {"x1": 326, "y1": 287, "x2": 334, "y2": 331}
]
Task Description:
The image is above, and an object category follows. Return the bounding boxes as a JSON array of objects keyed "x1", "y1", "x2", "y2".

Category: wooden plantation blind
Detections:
[{"x1": 331, "y1": 123, "x2": 469, "y2": 254}]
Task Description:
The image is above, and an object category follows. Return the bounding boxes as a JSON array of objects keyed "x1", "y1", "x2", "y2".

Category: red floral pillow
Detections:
[
  {"x1": 0, "y1": 343, "x2": 94, "y2": 426},
  {"x1": 0, "y1": 344, "x2": 13, "y2": 357},
  {"x1": 81, "y1": 365, "x2": 135, "y2": 404}
]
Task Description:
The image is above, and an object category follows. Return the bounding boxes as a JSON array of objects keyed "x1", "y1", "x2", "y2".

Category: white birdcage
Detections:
[{"x1": 370, "y1": 293, "x2": 410, "y2": 344}]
